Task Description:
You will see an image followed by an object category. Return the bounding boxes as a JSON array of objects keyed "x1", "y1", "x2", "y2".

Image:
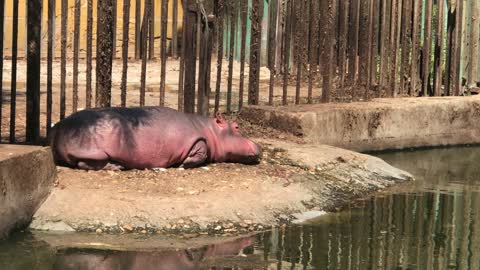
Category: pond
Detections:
[{"x1": 1, "y1": 146, "x2": 480, "y2": 269}]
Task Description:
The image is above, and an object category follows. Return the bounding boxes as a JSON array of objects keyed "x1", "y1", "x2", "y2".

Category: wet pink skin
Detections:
[{"x1": 50, "y1": 107, "x2": 262, "y2": 170}]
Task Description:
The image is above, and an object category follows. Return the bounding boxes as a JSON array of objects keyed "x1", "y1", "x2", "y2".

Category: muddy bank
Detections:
[{"x1": 30, "y1": 139, "x2": 412, "y2": 236}]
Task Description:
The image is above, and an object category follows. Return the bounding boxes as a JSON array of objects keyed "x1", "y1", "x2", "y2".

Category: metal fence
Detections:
[{"x1": 0, "y1": 0, "x2": 477, "y2": 144}]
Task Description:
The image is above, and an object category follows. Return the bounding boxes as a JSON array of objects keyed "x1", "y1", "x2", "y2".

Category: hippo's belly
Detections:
[{"x1": 111, "y1": 124, "x2": 204, "y2": 169}]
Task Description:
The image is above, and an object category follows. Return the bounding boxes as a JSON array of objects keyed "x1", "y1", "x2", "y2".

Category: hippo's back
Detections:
[{"x1": 50, "y1": 107, "x2": 206, "y2": 169}]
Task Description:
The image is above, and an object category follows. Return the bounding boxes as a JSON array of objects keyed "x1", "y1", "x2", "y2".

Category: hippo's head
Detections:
[{"x1": 211, "y1": 112, "x2": 262, "y2": 164}]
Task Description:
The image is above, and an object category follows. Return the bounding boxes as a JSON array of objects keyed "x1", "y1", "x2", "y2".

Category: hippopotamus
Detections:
[{"x1": 49, "y1": 107, "x2": 262, "y2": 170}]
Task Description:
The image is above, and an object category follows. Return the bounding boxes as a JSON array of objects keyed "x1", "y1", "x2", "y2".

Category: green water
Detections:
[{"x1": 1, "y1": 146, "x2": 480, "y2": 269}]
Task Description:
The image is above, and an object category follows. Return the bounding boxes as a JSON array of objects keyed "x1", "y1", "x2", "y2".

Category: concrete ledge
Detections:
[
  {"x1": 241, "y1": 96, "x2": 480, "y2": 152},
  {"x1": 0, "y1": 145, "x2": 56, "y2": 239}
]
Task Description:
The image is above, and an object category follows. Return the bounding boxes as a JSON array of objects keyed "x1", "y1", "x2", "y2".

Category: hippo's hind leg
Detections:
[
  {"x1": 182, "y1": 140, "x2": 208, "y2": 168},
  {"x1": 77, "y1": 160, "x2": 125, "y2": 171}
]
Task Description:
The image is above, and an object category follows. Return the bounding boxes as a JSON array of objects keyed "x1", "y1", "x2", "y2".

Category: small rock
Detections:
[
  {"x1": 95, "y1": 229, "x2": 103, "y2": 234},
  {"x1": 177, "y1": 187, "x2": 185, "y2": 192},
  {"x1": 214, "y1": 225, "x2": 222, "y2": 231},
  {"x1": 188, "y1": 190, "x2": 199, "y2": 195},
  {"x1": 177, "y1": 219, "x2": 185, "y2": 224},
  {"x1": 178, "y1": 168, "x2": 185, "y2": 171},
  {"x1": 201, "y1": 167, "x2": 210, "y2": 171},
  {"x1": 123, "y1": 225, "x2": 133, "y2": 232},
  {"x1": 140, "y1": 230, "x2": 147, "y2": 234},
  {"x1": 153, "y1": 168, "x2": 167, "y2": 172},
  {"x1": 244, "y1": 220, "x2": 253, "y2": 225}
]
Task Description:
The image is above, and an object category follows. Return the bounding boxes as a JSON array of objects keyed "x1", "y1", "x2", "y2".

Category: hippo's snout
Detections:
[{"x1": 245, "y1": 142, "x2": 262, "y2": 164}]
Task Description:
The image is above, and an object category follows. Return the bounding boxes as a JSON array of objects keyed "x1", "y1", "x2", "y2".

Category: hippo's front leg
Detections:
[
  {"x1": 182, "y1": 140, "x2": 208, "y2": 168},
  {"x1": 77, "y1": 160, "x2": 125, "y2": 171}
]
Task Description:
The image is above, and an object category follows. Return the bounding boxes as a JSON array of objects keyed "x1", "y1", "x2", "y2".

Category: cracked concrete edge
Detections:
[{"x1": 0, "y1": 146, "x2": 56, "y2": 239}]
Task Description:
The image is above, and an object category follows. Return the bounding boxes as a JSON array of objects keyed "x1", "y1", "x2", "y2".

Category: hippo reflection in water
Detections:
[
  {"x1": 50, "y1": 107, "x2": 262, "y2": 170},
  {"x1": 53, "y1": 237, "x2": 254, "y2": 270}
]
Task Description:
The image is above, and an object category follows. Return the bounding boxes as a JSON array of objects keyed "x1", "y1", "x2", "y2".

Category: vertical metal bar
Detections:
[
  {"x1": 400, "y1": 0, "x2": 412, "y2": 95},
  {"x1": 387, "y1": 0, "x2": 398, "y2": 97},
  {"x1": 197, "y1": 19, "x2": 214, "y2": 116},
  {"x1": 411, "y1": 0, "x2": 422, "y2": 96},
  {"x1": 389, "y1": 0, "x2": 402, "y2": 97},
  {"x1": 267, "y1": 0, "x2": 277, "y2": 106},
  {"x1": 445, "y1": 0, "x2": 455, "y2": 96},
  {"x1": 172, "y1": 0, "x2": 179, "y2": 58},
  {"x1": 338, "y1": 0, "x2": 350, "y2": 100},
  {"x1": 86, "y1": 0, "x2": 93, "y2": 108},
  {"x1": 121, "y1": 0, "x2": 131, "y2": 107},
  {"x1": 73, "y1": 0, "x2": 81, "y2": 113},
  {"x1": 379, "y1": 0, "x2": 390, "y2": 95},
  {"x1": 160, "y1": 0, "x2": 169, "y2": 106},
  {"x1": 148, "y1": 0, "x2": 155, "y2": 59},
  {"x1": 433, "y1": 0, "x2": 445, "y2": 96},
  {"x1": 239, "y1": 0, "x2": 248, "y2": 109},
  {"x1": 26, "y1": 0, "x2": 42, "y2": 144},
  {"x1": 178, "y1": 6, "x2": 187, "y2": 112},
  {"x1": 453, "y1": 0, "x2": 464, "y2": 96},
  {"x1": 227, "y1": 0, "x2": 236, "y2": 112},
  {"x1": 184, "y1": 0, "x2": 198, "y2": 113},
  {"x1": 0, "y1": 0, "x2": 5, "y2": 141},
  {"x1": 322, "y1": 0, "x2": 336, "y2": 103},
  {"x1": 282, "y1": 0, "x2": 293, "y2": 105},
  {"x1": 60, "y1": 0, "x2": 67, "y2": 119},
  {"x1": 135, "y1": 0, "x2": 141, "y2": 59},
  {"x1": 358, "y1": 0, "x2": 370, "y2": 91},
  {"x1": 369, "y1": 0, "x2": 380, "y2": 93},
  {"x1": 294, "y1": 0, "x2": 304, "y2": 104},
  {"x1": 214, "y1": 0, "x2": 224, "y2": 113},
  {"x1": 422, "y1": 0, "x2": 433, "y2": 96},
  {"x1": 468, "y1": 0, "x2": 479, "y2": 93},
  {"x1": 10, "y1": 0, "x2": 19, "y2": 143},
  {"x1": 248, "y1": 0, "x2": 264, "y2": 105},
  {"x1": 96, "y1": 0, "x2": 115, "y2": 107},
  {"x1": 140, "y1": 0, "x2": 151, "y2": 106},
  {"x1": 112, "y1": 0, "x2": 118, "y2": 59},
  {"x1": 365, "y1": 0, "x2": 377, "y2": 99},
  {"x1": 347, "y1": 0, "x2": 360, "y2": 85},
  {"x1": 308, "y1": 0, "x2": 319, "y2": 104}
]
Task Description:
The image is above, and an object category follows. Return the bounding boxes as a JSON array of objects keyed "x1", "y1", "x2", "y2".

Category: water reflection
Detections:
[{"x1": 2, "y1": 146, "x2": 480, "y2": 269}]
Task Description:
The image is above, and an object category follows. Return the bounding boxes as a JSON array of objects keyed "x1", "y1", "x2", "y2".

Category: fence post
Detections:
[
  {"x1": 0, "y1": 0, "x2": 4, "y2": 142},
  {"x1": 96, "y1": 0, "x2": 115, "y2": 107},
  {"x1": 248, "y1": 0, "x2": 264, "y2": 105},
  {"x1": 197, "y1": 17, "x2": 214, "y2": 116},
  {"x1": 26, "y1": 0, "x2": 42, "y2": 144},
  {"x1": 183, "y1": 0, "x2": 198, "y2": 114}
]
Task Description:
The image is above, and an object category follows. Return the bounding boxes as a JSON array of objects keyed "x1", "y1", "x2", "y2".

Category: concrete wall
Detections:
[
  {"x1": 241, "y1": 96, "x2": 480, "y2": 152},
  {"x1": 0, "y1": 145, "x2": 56, "y2": 239}
]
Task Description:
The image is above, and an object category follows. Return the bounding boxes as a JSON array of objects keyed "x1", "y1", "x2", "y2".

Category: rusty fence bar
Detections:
[
  {"x1": 60, "y1": 0, "x2": 67, "y2": 119},
  {"x1": 73, "y1": 0, "x2": 81, "y2": 113},
  {"x1": 238, "y1": 0, "x2": 248, "y2": 110},
  {"x1": 140, "y1": 0, "x2": 151, "y2": 106},
  {"x1": 183, "y1": 0, "x2": 198, "y2": 113},
  {"x1": 135, "y1": 0, "x2": 141, "y2": 59},
  {"x1": 160, "y1": 0, "x2": 169, "y2": 106},
  {"x1": 197, "y1": 18, "x2": 214, "y2": 116},
  {"x1": 148, "y1": 0, "x2": 154, "y2": 59},
  {"x1": 248, "y1": 0, "x2": 264, "y2": 105},
  {"x1": 0, "y1": 0, "x2": 4, "y2": 141},
  {"x1": 46, "y1": 0, "x2": 55, "y2": 137},
  {"x1": 267, "y1": 0, "x2": 277, "y2": 106},
  {"x1": 10, "y1": 0, "x2": 19, "y2": 143},
  {"x1": 26, "y1": 0, "x2": 42, "y2": 144},
  {"x1": 422, "y1": 0, "x2": 433, "y2": 96},
  {"x1": 226, "y1": 0, "x2": 236, "y2": 112},
  {"x1": 282, "y1": 0, "x2": 292, "y2": 105},
  {"x1": 86, "y1": 0, "x2": 93, "y2": 108},
  {"x1": 214, "y1": 0, "x2": 224, "y2": 113},
  {"x1": 172, "y1": 0, "x2": 179, "y2": 58},
  {"x1": 96, "y1": 0, "x2": 115, "y2": 107},
  {"x1": 121, "y1": 0, "x2": 131, "y2": 107}
]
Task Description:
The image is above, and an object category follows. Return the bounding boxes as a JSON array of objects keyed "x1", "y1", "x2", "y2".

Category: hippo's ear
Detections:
[{"x1": 215, "y1": 112, "x2": 227, "y2": 126}]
